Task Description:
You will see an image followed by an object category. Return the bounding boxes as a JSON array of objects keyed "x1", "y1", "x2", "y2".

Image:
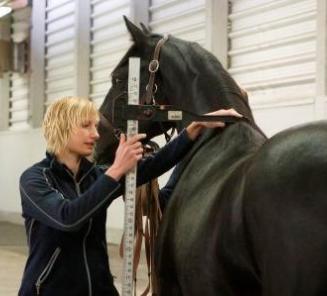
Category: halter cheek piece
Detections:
[
  {"x1": 142, "y1": 35, "x2": 176, "y2": 142},
  {"x1": 142, "y1": 35, "x2": 169, "y2": 106}
]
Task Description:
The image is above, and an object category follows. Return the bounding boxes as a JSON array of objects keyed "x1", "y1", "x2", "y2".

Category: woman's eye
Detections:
[{"x1": 82, "y1": 122, "x2": 90, "y2": 128}]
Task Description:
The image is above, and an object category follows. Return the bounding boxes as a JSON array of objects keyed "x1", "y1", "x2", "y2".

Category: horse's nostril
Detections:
[{"x1": 114, "y1": 129, "x2": 122, "y2": 139}]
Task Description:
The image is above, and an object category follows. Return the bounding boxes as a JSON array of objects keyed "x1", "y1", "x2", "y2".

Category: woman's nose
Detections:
[{"x1": 91, "y1": 127, "x2": 100, "y2": 140}]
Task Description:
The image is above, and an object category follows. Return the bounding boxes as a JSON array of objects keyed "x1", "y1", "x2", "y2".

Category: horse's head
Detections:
[
  {"x1": 95, "y1": 17, "x2": 174, "y2": 164},
  {"x1": 101, "y1": 19, "x2": 174, "y2": 129},
  {"x1": 95, "y1": 17, "x2": 259, "y2": 164}
]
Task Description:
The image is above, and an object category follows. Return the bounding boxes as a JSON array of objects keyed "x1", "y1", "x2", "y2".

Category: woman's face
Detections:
[{"x1": 65, "y1": 117, "x2": 100, "y2": 157}]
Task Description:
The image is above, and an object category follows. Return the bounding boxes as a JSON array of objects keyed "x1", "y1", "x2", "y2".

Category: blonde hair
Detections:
[{"x1": 42, "y1": 96, "x2": 99, "y2": 155}]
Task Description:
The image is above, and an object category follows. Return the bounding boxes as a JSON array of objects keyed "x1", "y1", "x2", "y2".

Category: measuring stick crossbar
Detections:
[{"x1": 112, "y1": 101, "x2": 246, "y2": 132}]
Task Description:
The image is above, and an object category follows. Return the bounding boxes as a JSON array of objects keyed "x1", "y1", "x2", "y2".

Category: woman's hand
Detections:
[
  {"x1": 186, "y1": 108, "x2": 243, "y2": 141},
  {"x1": 106, "y1": 133, "x2": 146, "y2": 181}
]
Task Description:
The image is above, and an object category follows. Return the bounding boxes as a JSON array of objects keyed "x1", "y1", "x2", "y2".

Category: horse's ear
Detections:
[
  {"x1": 123, "y1": 16, "x2": 146, "y2": 46},
  {"x1": 140, "y1": 22, "x2": 151, "y2": 35}
]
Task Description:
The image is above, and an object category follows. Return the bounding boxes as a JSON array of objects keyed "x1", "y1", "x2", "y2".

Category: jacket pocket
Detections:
[{"x1": 35, "y1": 247, "x2": 61, "y2": 295}]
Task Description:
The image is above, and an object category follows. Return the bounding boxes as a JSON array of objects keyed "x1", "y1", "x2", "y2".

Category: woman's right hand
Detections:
[{"x1": 105, "y1": 133, "x2": 146, "y2": 181}]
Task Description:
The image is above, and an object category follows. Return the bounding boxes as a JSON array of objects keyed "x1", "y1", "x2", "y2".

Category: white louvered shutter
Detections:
[
  {"x1": 9, "y1": 73, "x2": 29, "y2": 130},
  {"x1": 149, "y1": 0, "x2": 207, "y2": 47},
  {"x1": 44, "y1": 0, "x2": 76, "y2": 107},
  {"x1": 90, "y1": 0, "x2": 132, "y2": 107},
  {"x1": 228, "y1": 0, "x2": 317, "y2": 108},
  {"x1": 9, "y1": 8, "x2": 30, "y2": 130}
]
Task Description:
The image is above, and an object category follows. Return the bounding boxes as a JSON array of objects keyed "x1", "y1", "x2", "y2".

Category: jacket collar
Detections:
[{"x1": 46, "y1": 152, "x2": 95, "y2": 182}]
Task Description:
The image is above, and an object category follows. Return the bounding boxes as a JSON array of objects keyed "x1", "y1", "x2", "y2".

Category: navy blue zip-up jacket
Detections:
[{"x1": 18, "y1": 130, "x2": 193, "y2": 296}]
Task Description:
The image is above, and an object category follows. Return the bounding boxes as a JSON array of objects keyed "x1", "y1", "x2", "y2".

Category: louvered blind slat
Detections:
[
  {"x1": 228, "y1": 0, "x2": 317, "y2": 108},
  {"x1": 89, "y1": 0, "x2": 131, "y2": 107},
  {"x1": 150, "y1": 0, "x2": 206, "y2": 45},
  {"x1": 9, "y1": 8, "x2": 30, "y2": 130},
  {"x1": 44, "y1": 0, "x2": 75, "y2": 107}
]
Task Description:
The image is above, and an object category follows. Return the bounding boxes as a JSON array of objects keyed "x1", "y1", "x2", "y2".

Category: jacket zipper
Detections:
[
  {"x1": 28, "y1": 219, "x2": 35, "y2": 247},
  {"x1": 83, "y1": 219, "x2": 93, "y2": 296},
  {"x1": 35, "y1": 247, "x2": 61, "y2": 295},
  {"x1": 102, "y1": 240, "x2": 107, "y2": 252},
  {"x1": 75, "y1": 180, "x2": 81, "y2": 196},
  {"x1": 64, "y1": 165, "x2": 95, "y2": 196},
  {"x1": 75, "y1": 181, "x2": 93, "y2": 296}
]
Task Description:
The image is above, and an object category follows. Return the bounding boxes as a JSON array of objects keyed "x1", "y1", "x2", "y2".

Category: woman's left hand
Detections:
[{"x1": 186, "y1": 108, "x2": 243, "y2": 140}]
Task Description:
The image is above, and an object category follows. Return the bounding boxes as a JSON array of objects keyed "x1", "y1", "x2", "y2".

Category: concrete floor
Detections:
[{"x1": 0, "y1": 222, "x2": 149, "y2": 295}]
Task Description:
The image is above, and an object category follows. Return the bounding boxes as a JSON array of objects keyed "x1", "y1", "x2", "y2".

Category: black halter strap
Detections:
[{"x1": 142, "y1": 35, "x2": 169, "y2": 105}]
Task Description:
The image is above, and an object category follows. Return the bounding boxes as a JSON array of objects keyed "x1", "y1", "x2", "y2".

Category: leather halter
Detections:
[
  {"x1": 109, "y1": 35, "x2": 174, "y2": 142},
  {"x1": 143, "y1": 35, "x2": 176, "y2": 142},
  {"x1": 141, "y1": 35, "x2": 169, "y2": 105}
]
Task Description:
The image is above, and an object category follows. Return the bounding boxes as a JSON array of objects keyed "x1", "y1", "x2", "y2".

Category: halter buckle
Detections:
[
  {"x1": 145, "y1": 83, "x2": 158, "y2": 94},
  {"x1": 149, "y1": 59, "x2": 159, "y2": 73}
]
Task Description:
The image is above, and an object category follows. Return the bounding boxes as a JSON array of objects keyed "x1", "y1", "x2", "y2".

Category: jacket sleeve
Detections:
[
  {"x1": 20, "y1": 168, "x2": 121, "y2": 232},
  {"x1": 136, "y1": 129, "x2": 194, "y2": 185},
  {"x1": 158, "y1": 164, "x2": 183, "y2": 210}
]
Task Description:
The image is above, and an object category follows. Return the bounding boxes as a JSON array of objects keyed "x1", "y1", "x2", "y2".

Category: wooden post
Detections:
[
  {"x1": 206, "y1": 0, "x2": 228, "y2": 68},
  {"x1": 29, "y1": 0, "x2": 45, "y2": 127},
  {"x1": 131, "y1": 0, "x2": 149, "y2": 28},
  {"x1": 75, "y1": 0, "x2": 90, "y2": 97},
  {"x1": 316, "y1": 0, "x2": 327, "y2": 119}
]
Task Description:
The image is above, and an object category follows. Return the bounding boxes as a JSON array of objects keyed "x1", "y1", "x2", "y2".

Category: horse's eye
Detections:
[{"x1": 114, "y1": 78, "x2": 122, "y2": 84}]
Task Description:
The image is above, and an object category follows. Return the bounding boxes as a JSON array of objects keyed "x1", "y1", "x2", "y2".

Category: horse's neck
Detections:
[
  {"x1": 181, "y1": 122, "x2": 266, "y2": 174},
  {"x1": 213, "y1": 122, "x2": 265, "y2": 160},
  {"x1": 166, "y1": 122, "x2": 265, "y2": 250},
  {"x1": 169, "y1": 123, "x2": 264, "y2": 218}
]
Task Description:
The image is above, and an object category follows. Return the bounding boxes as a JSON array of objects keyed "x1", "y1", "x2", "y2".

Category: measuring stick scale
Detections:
[{"x1": 122, "y1": 57, "x2": 140, "y2": 296}]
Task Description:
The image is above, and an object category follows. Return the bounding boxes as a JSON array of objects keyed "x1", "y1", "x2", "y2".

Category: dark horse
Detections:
[{"x1": 96, "y1": 18, "x2": 327, "y2": 296}]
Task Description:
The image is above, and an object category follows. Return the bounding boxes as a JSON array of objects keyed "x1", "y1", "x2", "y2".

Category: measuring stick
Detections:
[{"x1": 122, "y1": 57, "x2": 140, "y2": 296}]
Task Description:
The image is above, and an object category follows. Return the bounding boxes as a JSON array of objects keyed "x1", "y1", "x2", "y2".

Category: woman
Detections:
[{"x1": 18, "y1": 96, "x2": 241, "y2": 295}]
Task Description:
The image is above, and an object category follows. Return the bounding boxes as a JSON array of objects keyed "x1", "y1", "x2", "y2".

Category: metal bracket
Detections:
[{"x1": 113, "y1": 97, "x2": 245, "y2": 133}]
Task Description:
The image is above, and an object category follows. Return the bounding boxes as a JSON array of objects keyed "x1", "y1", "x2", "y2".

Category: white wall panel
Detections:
[
  {"x1": 229, "y1": 0, "x2": 317, "y2": 111},
  {"x1": 46, "y1": 16, "x2": 74, "y2": 34},
  {"x1": 90, "y1": 0, "x2": 132, "y2": 107},
  {"x1": 44, "y1": 0, "x2": 76, "y2": 107},
  {"x1": 254, "y1": 103, "x2": 316, "y2": 137},
  {"x1": 150, "y1": 0, "x2": 206, "y2": 46}
]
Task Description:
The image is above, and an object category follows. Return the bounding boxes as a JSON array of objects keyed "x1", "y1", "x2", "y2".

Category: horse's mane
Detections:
[{"x1": 163, "y1": 36, "x2": 265, "y2": 136}]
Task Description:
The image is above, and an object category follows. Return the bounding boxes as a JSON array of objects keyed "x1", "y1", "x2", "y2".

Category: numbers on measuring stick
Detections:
[{"x1": 122, "y1": 57, "x2": 140, "y2": 296}]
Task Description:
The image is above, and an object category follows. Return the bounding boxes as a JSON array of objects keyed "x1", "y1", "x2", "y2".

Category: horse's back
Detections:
[
  {"x1": 244, "y1": 120, "x2": 327, "y2": 295},
  {"x1": 245, "y1": 120, "x2": 327, "y2": 205}
]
